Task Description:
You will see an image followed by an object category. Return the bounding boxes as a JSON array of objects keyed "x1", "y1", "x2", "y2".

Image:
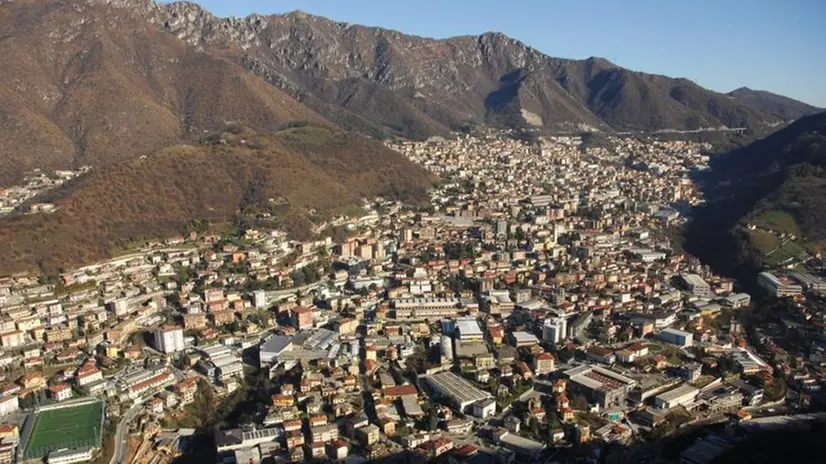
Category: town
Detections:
[{"x1": 0, "y1": 131, "x2": 824, "y2": 464}]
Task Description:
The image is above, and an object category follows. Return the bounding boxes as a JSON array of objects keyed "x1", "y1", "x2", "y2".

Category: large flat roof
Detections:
[
  {"x1": 427, "y1": 371, "x2": 490, "y2": 406},
  {"x1": 456, "y1": 318, "x2": 482, "y2": 337},
  {"x1": 655, "y1": 384, "x2": 699, "y2": 403}
]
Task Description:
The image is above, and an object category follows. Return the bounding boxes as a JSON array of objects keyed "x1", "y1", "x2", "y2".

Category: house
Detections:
[
  {"x1": 419, "y1": 437, "x2": 454, "y2": 459},
  {"x1": 48, "y1": 384, "x2": 72, "y2": 402},
  {"x1": 586, "y1": 346, "x2": 616, "y2": 365},
  {"x1": 19, "y1": 373, "x2": 46, "y2": 390},
  {"x1": 76, "y1": 367, "x2": 103, "y2": 387},
  {"x1": 327, "y1": 439, "x2": 348, "y2": 460},
  {"x1": 533, "y1": 352, "x2": 555, "y2": 375},
  {"x1": 147, "y1": 398, "x2": 164, "y2": 414},
  {"x1": 356, "y1": 424, "x2": 380, "y2": 446},
  {"x1": 174, "y1": 379, "x2": 198, "y2": 406}
]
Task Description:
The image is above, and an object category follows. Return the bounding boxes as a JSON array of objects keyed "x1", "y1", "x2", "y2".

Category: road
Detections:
[{"x1": 109, "y1": 404, "x2": 142, "y2": 464}]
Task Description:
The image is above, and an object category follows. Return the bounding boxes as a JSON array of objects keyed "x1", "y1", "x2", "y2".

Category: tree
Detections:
[
  {"x1": 195, "y1": 380, "x2": 217, "y2": 430},
  {"x1": 570, "y1": 393, "x2": 589, "y2": 411}
]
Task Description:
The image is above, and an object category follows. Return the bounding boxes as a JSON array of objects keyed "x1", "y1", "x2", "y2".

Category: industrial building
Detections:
[
  {"x1": 654, "y1": 384, "x2": 699, "y2": 409},
  {"x1": 426, "y1": 371, "x2": 491, "y2": 412},
  {"x1": 757, "y1": 272, "x2": 802, "y2": 297},
  {"x1": 788, "y1": 271, "x2": 826, "y2": 292},
  {"x1": 659, "y1": 328, "x2": 694, "y2": 347},
  {"x1": 455, "y1": 318, "x2": 483, "y2": 342},
  {"x1": 721, "y1": 293, "x2": 751, "y2": 309},
  {"x1": 564, "y1": 365, "x2": 636, "y2": 407},
  {"x1": 681, "y1": 274, "x2": 711, "y2": 297}
]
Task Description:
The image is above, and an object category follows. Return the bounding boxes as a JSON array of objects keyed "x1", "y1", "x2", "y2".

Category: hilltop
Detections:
[
  {"x1": 0, "y1": 125, "x2": 432, "y2": 274},
  {"x1": 727, "y1": 87, "x2": 822, "y2": 121}
]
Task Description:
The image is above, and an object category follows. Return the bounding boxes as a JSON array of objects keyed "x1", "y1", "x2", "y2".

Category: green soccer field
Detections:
[{"x1": 24, "y1": 401, "x2": 104, "y2": 459}]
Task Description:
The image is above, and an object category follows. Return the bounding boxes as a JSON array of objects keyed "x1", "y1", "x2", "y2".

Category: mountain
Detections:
[
  {"x1": 0, "y1": 124, "x2": 432, "y2": 274},
  {"x1": 728, "y1": 87, "x2": 822, "y2": 120},
  {"x1": 148, "y1": 3, "x2": 785, "y2": 138},
  {"x1": 684, "y1": 110, "x2": 826, "y2": 282},
  {"x1": 0, "y1": 0, "x2": 325, "y2": 187},
  {"x1": 0, "y1": 0, "x2": 803, "y2": 187}
]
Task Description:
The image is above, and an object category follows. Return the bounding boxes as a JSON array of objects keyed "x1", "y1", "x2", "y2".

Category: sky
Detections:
[{"x1": 191, "y1": 0, "x2": 826, "y2": 107}]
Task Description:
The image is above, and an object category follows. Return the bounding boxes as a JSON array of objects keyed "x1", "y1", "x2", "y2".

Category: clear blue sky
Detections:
[{"x1": 191, "y1": 0, "x2": 826, "y2": 107}]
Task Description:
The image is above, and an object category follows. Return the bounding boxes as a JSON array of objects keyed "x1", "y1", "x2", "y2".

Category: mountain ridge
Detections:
[
  {"x1": 727, "y1": 87, "x2": 822, "y2": 121},
  {"x1": 137, "y1": 0, "x2": 787, "y2": 136}
]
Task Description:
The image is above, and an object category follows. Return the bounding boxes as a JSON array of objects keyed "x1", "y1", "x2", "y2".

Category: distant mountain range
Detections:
[{"x1": 0, "y1": 0, "x2": 819, "y2": 187}]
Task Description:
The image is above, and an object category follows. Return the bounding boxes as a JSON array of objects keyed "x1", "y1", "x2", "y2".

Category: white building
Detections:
[
  {"x1": 153, "y1": 326, "x2": 185, "y2": 353},
  {"x1": 0, "y1": 396, "x2": 18, "y2": 416},
  {"x1": 757, "y1": 272, "x2": 802, "y2": 297},
  {"x1": 659, "y1": 328, "x2": 693, "y2": 347},
  {"x1": 542, "y1": 318, "x2": 567, "y2": 344},
  {"x1": 48, "y1": 447, "x2": 94, "y2": 464},
  {"x1": 654, "y1": 384, "x2": 699, "y2": 409},
  {"x1": 253, "y1": 290, "x2": 267, "y2": 309},
  {"x1": 681, "y1": 274, "x2": 711, "y2": 297},
  {"x1": 455, "y1": 318, "x2": 483, "y2": 342},
  {"x1": 472, "y1": 398, "x2": 496, "y2": 419}
]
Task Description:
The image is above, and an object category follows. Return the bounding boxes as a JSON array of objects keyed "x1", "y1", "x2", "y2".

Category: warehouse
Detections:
[
  {"x1": 564, "y1": 365, "x2": 636, "y2": 408},
  {"x1": 455, "y1": 318, "x2": 483, "y2": 342},
  {"x1": 426, "y1": 371, "x2": 491, "y2": 412},
  {"x1": 654, "y1": 384, "x2": 699, "y2": 409}
]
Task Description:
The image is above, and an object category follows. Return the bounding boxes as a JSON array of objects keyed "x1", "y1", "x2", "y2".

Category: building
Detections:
[
  {"x1": 455, "y1": 318, "x2": 483, "y2": 342},
  {"x1": 654, "y1": 384, "x2": 699, "y2": 409},
  {"x1": 542, "y1": 318, "x2": 567, "y2": 344},
  {"x1": 472, "y1": 399, "x2": 496, "y2": 419},
  {"x1": 391, "y1": 298, "x2": 461, "y2": 320},
  {"x1": 721, "y1": 293, "x2": 751, "y2": 309},
  {"x1": 153, "y1": 326, "x2": 185, "y2": 353},
  {"x1": 356, "y1": 424, "x2": 379, "y2": 446},
  {"x1": 48, "y1": 384, "x2": 72, "y2": 402},
  {"x1": 730, "y1": 379, "x2": 763, "y2": 406},
  {"x1": 426, "y1": 372, "x2": 492, "y2": 412},
  {"x1": 481, "y1": 290, "x2": 514, "y2": 317},
  {"x1": 586, "y1": 347, "x2": 615, "y2": 365},
  {"x1": 659, "y1": 328, "x2": 693, "y2": 347},
  {"x1": 214, "y1": 428, "x2": 282, "y2": 453},
  {"x1": 680, "y1": 434, "x2": 733, "y2": 464},
  {"x1": 259, "y1": 335, "x2": 293, "y2": 367},
  {"x1": 253, "y1": 290, "x2": 268, "y2": 308},
  {"x1": 564, "y1": 365, "x2": 636, "y2": 408},
  {"x1": 680, "y1": 363, "x2": 703, "y2": 382},
  {"x1": 76, "y1": 367, "x2": 103, "y2": 387},
  {"x1": 728, "y1": 348, "x2": 771, "y2": 375},
  {"x1": 788, "y1": 271, "x2": 826, "y2": 292},
  {"x1": 310, "y1": 424, "x2": 339, "y2": 443},
  {"x1": 511, "y1": 331, "x2": 539, "y2": 347},
  {"x1": 48, "y1": 447, "x2": 94, "y2": 464},
  {"x1": 757, "y1": 272, "x2": 802, "y2": 297},
  {"x1": 292, "y1": 307, "x2": 313, "y2": 330},
  {"x1": 681, "y1": 274, "x2": 711, "y2": 297},
  {"x1": 533, "y1": 352, "x2": 555, "y2": 376},
  {"x1": 0, "y1": 397, "x2": 18, "y2": 416},
  {"x1": 0, "y1": 331, "x2": 24, "y2": 348},
  {"x1": 494, "y1": 430, "x2": 546, "y2": 459}
]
